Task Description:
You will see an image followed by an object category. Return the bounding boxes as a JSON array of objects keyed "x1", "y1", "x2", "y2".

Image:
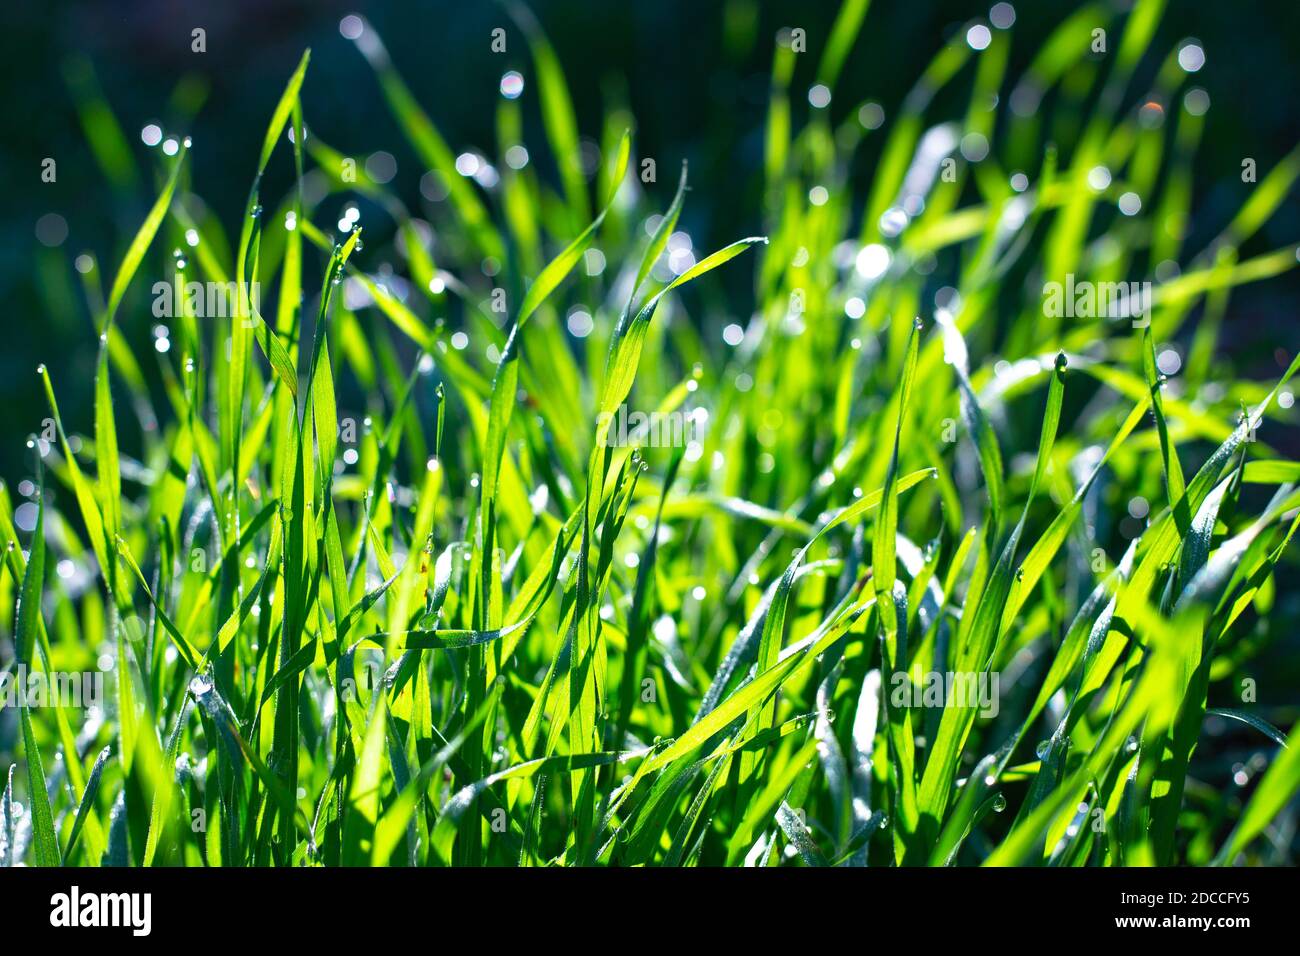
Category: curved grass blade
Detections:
[{"x1": 62, "y1": 746, "x2": 111, "y2": 862}]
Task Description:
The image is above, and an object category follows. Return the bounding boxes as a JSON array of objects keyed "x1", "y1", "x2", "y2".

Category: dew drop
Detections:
[{"x1": 188, "y1": 673, "x2": 213, "y2": 697}]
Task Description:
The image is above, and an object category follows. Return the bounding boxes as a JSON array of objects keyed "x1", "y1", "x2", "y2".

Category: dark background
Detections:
[{"x1": 3, "y1": 0, "x2": 1299, "y2": 477}]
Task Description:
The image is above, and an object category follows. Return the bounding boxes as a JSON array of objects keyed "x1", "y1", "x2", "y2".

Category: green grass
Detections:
[{"x1": 3, "y1": 0, "x2": 1300, "y2": 867}]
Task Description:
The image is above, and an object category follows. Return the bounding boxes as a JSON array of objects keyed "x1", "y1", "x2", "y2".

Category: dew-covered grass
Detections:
[{"x1": 3, "y1": 2, "x2": 1300, "y2": 867}]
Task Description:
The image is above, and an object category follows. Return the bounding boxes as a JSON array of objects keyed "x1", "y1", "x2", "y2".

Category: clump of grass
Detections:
[{"x1": 3, "y1": 0, "x2": 1300, "y2": 867}]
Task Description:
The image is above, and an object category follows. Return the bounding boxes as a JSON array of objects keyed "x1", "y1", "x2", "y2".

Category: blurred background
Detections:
[{"x1": 5, "y1": 0, "x2": 1299, "y2": 483}]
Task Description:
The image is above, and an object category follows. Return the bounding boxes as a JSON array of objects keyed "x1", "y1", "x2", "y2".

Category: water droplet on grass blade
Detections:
[{"x1": 189, "y1": 674, "x2": 213, "y2": 697}]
